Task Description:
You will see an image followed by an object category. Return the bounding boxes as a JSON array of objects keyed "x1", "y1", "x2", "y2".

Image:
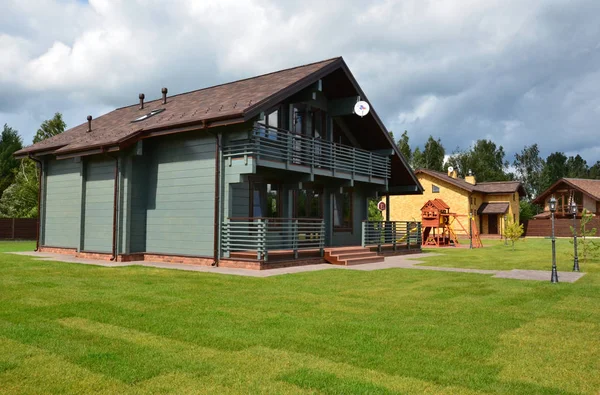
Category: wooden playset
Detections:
[{"x1": 420, "y1": 199, "x2": 482, "y2": 248}]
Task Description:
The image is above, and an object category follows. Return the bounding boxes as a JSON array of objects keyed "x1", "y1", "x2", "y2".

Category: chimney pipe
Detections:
[
  {"x1": 87, "y1": 115, "x2": 92, "y2": 132},
  {"x1": 139, "y1": 93, "x2": 145, "y2": 110},
  {"x1": 162, "y1": 87, "x2": 168, "y2": 104}
]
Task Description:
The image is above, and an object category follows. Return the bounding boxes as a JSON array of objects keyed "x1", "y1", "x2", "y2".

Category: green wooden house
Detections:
[{"x1": 15, "y1": 57, "x2": 423, "y2": 269}]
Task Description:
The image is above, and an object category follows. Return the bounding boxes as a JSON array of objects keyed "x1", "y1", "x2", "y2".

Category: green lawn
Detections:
[{"x1": 0, "y1": 240, "x2": 599, "y2": 394}]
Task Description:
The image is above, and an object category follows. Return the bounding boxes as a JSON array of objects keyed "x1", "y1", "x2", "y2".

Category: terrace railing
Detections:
[
  {"x1": 223, "y1": 124, "x2": 391, "y2": 183},
  {"x1": 362, "y1": 221, "x2": 422, "y2": 252},
  {"x1": 221, "y1": 217, "x2": 325, "y2": 261}
]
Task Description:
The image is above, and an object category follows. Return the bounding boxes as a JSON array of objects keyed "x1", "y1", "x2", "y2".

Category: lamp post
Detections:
[
  {"x1": 570, "y1": 201, "x2": 580, "y2": 272},
  {"x1": 549, "y1": 196, "x2": 559, "y2": 283}
]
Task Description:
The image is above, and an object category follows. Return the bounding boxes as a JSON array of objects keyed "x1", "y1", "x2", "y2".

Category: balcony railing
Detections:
[
  {"x1": 221, "y1": 217, "x2": 325, "y2": 261},
  {"x1": 362, "y1": 221, "x2": 422, "y2": 252},
  {"x1": 223, "y1": 124, "x2": 391, "y2": 184}
]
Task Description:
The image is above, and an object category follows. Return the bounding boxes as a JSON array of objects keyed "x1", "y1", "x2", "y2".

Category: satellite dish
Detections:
[
  {"x1": 448, "y1": 166, "x2": 454, "y2": 173},
  {"x1": 354, "y1": 101, "x2": 370, "y2": 117}
]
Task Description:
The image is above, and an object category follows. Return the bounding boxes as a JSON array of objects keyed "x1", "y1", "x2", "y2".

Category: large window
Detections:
[
  {"x1": 251, "y1": 183, "x2": 281, "y2": 218},
  {"x1": 333, "y1": 189, "x2": 353, "y2": 232},
  {"x1": 258, "y1": 107, "x2": 279, "y2": 129},
  {"x1": 295, "y1": 188, "x2": 323, "y2": 218},
  {"x1": 292, "y1": 104, "x2": 306, "y2": 135}
]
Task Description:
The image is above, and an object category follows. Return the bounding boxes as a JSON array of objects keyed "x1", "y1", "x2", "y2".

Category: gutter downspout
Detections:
[
  {"x1": 111, "y1": 157, "x2": 118, "y2": 261},
  {"x1": 213, "y1": 130, "x2": 221, "y2": 267},
  {"x1": 103, "y1": 150, "x2": 119, "y2": 261},
  {"x1": 29, "y1": 154, "x2": 43, "y2": 252}
]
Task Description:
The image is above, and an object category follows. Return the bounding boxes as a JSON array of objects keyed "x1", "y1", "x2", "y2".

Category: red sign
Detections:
[{"x1": 377, "y1": 201, "x2": 386, "y2": 211}]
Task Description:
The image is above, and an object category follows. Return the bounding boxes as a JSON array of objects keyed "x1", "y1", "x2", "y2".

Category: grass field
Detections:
[{"x1": 0, "y1": 239, "x2": 599, "y2": 394}]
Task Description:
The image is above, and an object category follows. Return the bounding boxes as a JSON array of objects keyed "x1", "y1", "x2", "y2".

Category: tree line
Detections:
[
  {"x1": 392, "y1": 131, "x2": 600, "y2": 220},
  {"x1": 0, "y1": 114, "x2": 65, "y2": 218}
]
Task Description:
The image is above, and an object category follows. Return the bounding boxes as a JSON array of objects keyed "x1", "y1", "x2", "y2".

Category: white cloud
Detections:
[{"x1": 0, "y1": 0, "x2": 598, "y2": 167}]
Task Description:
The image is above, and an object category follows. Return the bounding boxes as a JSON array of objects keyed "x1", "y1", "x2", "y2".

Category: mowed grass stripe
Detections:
[{"x1": 0, "y1": 239, "x2": 598, "y2": 393}]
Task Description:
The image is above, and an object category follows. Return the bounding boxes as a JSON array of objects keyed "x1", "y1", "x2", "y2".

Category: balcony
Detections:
[{"x1": 223, "y1": 124, "x2": 391, "y2": 185}]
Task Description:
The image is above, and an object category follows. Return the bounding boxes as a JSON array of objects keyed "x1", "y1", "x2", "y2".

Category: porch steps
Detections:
[{"x1": 324, "y1": 247, "x2": 385, "y2": 266}]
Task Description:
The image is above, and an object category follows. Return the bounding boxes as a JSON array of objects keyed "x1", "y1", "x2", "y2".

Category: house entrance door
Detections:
[{"x1": 488, "y1": 215, "x2": 498, "y2": 234}]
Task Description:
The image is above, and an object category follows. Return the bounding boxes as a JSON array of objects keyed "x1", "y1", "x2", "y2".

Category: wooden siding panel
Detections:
[
  {"x1": 230, "y1": 183, "x2": 250, "y2": 218},
  {"x1": 44, "y1": 159, "x2": 81, "y2": 248},
  {"x1": 83, "y1": 159, "x2": 114, "y2": 252},
  {"x1": 130, "y1": 155, "x2": 149, "y2": 253},
  {"x1": 145, "y1": 135, "x2": 215, "y2": 256}
]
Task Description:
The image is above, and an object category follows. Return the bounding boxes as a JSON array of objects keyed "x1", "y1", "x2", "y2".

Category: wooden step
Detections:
[
  {"x1": 334, "y1": 251, "x2": 378, "y2": 260},
  {"x1": 343, "y1": 256, "x2": 385, "y2": 265},
  {"x1": 324, "y1": 246, "x2": 385, "y2": 266},
  {"x1": 323, "y1": 246, "x2": 368, "y2": 254}
]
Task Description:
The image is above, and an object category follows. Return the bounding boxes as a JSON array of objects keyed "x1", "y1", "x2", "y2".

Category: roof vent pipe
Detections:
[
  {"x1": 139, "y1": 93, "x2": 145, "y2": 110},
  {"x1": 162, "y1": 87, "x2": 168, "y2": 104},
  {"x1": 87, "y1": 115, "x2": 92, "y2": 132}
]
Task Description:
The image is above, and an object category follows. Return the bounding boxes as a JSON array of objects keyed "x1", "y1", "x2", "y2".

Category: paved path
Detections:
[{"x1": 10, "y1": 251, "x2": 586, "y2": 282}]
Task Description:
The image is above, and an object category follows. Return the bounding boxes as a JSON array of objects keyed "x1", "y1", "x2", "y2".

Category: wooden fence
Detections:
[
  {"x1": 0, "y1": 218, "x2": 37, "y2": 240},
  {"x1": 524, "y1": 218, "x2": 600, "y2": 238}
]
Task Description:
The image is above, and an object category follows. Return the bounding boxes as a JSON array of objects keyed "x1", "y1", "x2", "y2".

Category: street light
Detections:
[
  {"x1": 570, "y1": 201, "x2": 580, "y2": 272},
  {"x1": 549, "y1": 196, "x2": 558, "y2": 283}
]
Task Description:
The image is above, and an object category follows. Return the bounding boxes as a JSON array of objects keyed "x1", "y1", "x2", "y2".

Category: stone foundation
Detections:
[
  {"x1": 38, "y1": 246, "x2": 77, "y2": 255},
  {"x1": 37, "y1": 246, "x2": 325, "y2": 270}
]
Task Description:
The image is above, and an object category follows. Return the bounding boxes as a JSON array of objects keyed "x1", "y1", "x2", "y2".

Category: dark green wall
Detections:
[
  {"x1": 144, "y1": 134, "x2": 216, "y2": 256},
  {"x1": 43, "y1": 158, "x2": 81, "y2": 248},
  {"x1": 82, "y1": 158, "x2": 115, "y2": 252}
]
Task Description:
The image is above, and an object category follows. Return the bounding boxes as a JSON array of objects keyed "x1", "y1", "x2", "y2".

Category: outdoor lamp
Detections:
[
  {"x1": 549, "y1": 196, "x2": 558, "y2": 283},
  {"x1": 571, "y1": 201, "x2": 580, "y2": 272},
  {"x1": 549, "y1": 197, "x2": 557, "y2": 213}
]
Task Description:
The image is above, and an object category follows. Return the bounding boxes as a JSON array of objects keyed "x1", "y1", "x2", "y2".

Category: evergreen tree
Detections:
[
  {"x1": 0, "y1": 124, "x2": 24, "y2": 198},
  {"x1": 565, "y1": 154, "x2": 588, "y2": 178},
  {"x1": 540, "y1": 152, "x2": 568, "y2": 191},
  {"x1": 397, "y1": 130, "x2": 412, "y2": 165}
]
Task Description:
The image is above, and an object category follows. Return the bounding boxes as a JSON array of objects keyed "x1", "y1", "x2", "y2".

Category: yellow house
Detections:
[{"x1": 385, "y1": 168, "x2": 525, "y2": 237}]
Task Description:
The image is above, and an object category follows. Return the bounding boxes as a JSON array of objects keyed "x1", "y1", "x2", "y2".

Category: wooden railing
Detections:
[
  {"x1": 362, "y1": 221, "x2": 422, "y2": 252},
  {"x1": 221, "y1": 217, "x2": 325, "y2": 261},
  {"x1": 223, "y1": 124, "x2": 391, "y2": 182}
]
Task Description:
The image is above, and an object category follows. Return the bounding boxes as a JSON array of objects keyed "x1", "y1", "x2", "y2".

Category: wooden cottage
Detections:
[{"x1": 15, "y1": 57, "x2": 423, "y2": 269}]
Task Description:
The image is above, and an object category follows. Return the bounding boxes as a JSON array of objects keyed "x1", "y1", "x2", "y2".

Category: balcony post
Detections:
[
  {"x1": 222, "y1": 220, "x2": 229, "y2": 258},
  {"x1": 293, "y1": 219, "x2": 299, "y2": 259},
  {"x1": 258, "y1": 218, "x2": 267, "y2": 261},
  {"x1": 331, "y1": 144, "x2": 336, "y2": 177},
  {"x1": 320, "y1": 220, "x2": 325, "y2": 257},
  {"x1": 361, "y1": 221, "x2": 366, "y2": 247},
  {"x1": 310, "y1": 139, "x2": 315, "y2": 176},
  {"x1": 352, "y1": 147, "x2": 356, "y2": 183},
  {"x1": 286, "y1": 130, "x2": 292, "y2": 168},
  {"x1": 254, "y1": 128, "x2": 261, "y2": 162}
]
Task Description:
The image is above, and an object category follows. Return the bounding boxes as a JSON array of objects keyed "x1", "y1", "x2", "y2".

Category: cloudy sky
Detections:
[{"x1": 1, "y1": 0, "x2": 599, "y2": 163}]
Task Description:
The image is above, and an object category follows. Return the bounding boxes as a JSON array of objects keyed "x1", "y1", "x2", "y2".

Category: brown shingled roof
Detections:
[
  {"x1": 477, "y1": 202, "x2": 509, "y2": 215},
  {"x1": 15, "y1": 57, "x2": 341, "y2": 157},
  {"x1": 533, "y1": 178, "x2": 600, "y2": 204},
  {"x1": 416, "y1": 169, "x2": 525, "y2": 196}
]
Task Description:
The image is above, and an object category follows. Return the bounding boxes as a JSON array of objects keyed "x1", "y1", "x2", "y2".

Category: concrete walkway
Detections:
[{"x1": 10, "y1": 251, "x2": 586, "y2": 282}]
